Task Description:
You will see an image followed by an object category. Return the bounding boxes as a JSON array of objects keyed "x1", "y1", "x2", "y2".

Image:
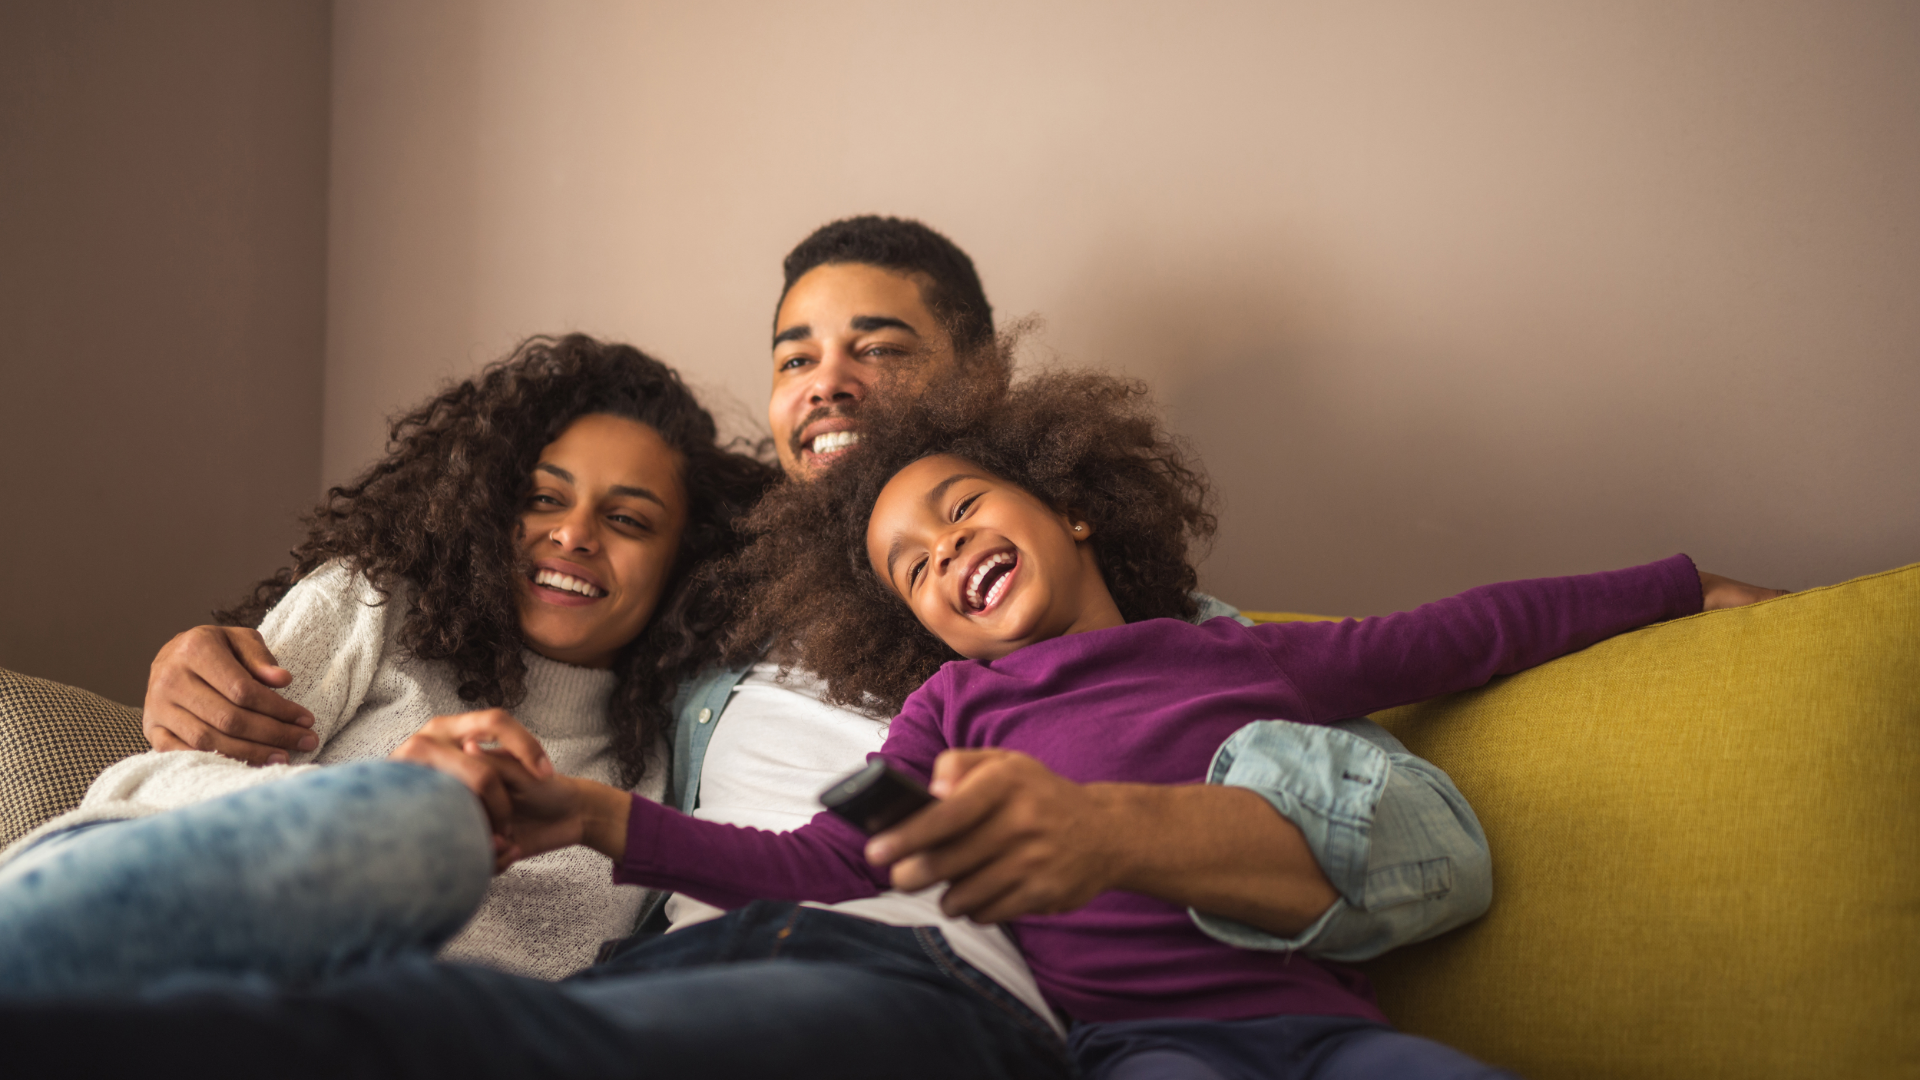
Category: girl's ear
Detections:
[{"x1": 1069, "y1": 518, "x2": 1094, "y2": 540}]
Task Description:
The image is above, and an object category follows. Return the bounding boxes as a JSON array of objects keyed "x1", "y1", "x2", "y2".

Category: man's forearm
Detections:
[{"x1": 1091, "y1": 782, "x2": 1337, "y2": 936}]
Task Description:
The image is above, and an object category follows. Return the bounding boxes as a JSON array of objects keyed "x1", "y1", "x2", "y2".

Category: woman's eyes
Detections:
[{"x1": 608, "y1": 512, "x2": 652, "y2": 532}]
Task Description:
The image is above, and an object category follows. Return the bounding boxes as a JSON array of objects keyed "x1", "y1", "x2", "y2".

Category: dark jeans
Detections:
[
  {"x1": 0, "y1": 901, "x2": 1073, "y2": 1080},
  {"x1": 1072, "y1": 1015, "x2": 1520, "y2": 1080}
]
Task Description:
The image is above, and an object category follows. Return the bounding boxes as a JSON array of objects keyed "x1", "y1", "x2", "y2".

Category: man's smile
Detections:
[{"x1": 792, "y1": 409, "x2": 864, "y2": 467}]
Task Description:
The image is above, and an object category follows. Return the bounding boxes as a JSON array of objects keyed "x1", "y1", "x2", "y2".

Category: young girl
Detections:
[
  {"x1": 481, "y1": 364, "x2": 1775, "y2": 1079},
  {"x1": 0, "y1": 335, "x2": 775, "y2": 987}
]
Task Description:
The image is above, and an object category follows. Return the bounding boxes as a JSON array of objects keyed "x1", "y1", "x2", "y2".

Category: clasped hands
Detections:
[{"x1": 388, "y1": 711, "x2": 1196, "y2": 924}]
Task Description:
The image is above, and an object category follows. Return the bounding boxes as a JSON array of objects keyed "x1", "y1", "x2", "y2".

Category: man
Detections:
[{"x1": 91, "y1": 217, "x2": 1493, "y2": 1077}]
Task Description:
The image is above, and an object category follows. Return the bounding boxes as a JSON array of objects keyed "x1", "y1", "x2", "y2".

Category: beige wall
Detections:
[
  {"x1": 323, "y1": 0, "x2": 1919, "y2": 617},
  {"x1": 0, "y1": 1, "x2": 331, "y2": 704}
]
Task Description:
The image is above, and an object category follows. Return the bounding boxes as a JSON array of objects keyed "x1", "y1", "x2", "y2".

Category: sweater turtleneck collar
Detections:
[{"x1": 516, "y1": 649, "x2": 620, "y2": 737}]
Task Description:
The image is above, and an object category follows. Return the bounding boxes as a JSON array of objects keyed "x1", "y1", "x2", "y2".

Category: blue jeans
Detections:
[
  {"x1": 0, "y1": 901, "x2": 1070, "y2": 1079},
  {"x1": 1071, "y1": 1015, "x2": 1519, "y2": 1080},
  {"x1": 0, "y1": 761, "x2": 492, "y2": 994},
  {"x1": 0, "y1": 763, "x2": 1069, "y2": 1080}
]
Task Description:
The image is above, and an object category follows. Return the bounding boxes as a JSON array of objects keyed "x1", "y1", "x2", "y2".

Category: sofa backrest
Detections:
[{"x1": 1357, "y1": 562, "x2": 1919, "y2": 1079}]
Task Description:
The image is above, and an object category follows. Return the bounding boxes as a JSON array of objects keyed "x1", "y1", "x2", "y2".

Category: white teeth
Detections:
[
  {"x1": 965, "y1": 552, "x2": 1016, "y2": 609},
  {"x1": 810, "y1": 430, "x2": 861, "y2": 454},
  {"x1": 533, "y1": 568, "x2": 605, "y2": 598}
]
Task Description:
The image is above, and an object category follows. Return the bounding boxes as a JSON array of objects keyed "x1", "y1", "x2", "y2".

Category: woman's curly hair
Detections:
[
  {"x1": 220, "y1": 334, "x2": 777, "y2": 786},
  {"x1": 718, "y1": 349, "x2": 1216, "y2": 716}
]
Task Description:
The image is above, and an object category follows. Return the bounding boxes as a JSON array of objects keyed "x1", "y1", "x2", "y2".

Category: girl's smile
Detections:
[
  {"x1": 866, "y1": 454, "x2": 1124, "y2": 660},
  {"x1": 962, "y1": 549, "x2": 1019, "y2": 614}
]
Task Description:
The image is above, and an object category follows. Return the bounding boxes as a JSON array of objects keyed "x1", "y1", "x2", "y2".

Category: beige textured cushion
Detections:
[{"x1": 0, "y1": 668, "x2": 148, "y2": 848}]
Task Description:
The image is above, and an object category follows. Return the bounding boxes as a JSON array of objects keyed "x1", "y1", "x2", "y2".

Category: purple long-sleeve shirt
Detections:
[{"x1": 615, "y1": 554, "x2": 1702, "y2": 1023}]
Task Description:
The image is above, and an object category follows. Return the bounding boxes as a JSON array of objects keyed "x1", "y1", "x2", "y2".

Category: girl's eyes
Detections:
[
  {"x1": 908, "y1": 556, "x2": 928, "y2": 589},
  {"x1": 951, "y1": 492, "x2": 981, "y2": 522}
]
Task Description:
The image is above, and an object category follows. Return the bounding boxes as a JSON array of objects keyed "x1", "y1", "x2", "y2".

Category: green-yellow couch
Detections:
[{"x1": 3, "y1": 562, "x2": 1915, "y2": 1078}]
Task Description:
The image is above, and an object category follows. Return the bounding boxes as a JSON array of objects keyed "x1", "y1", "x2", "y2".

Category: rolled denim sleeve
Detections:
[{"x1": 1191, "y1": 717, "x2": 1492, "y2": 962}]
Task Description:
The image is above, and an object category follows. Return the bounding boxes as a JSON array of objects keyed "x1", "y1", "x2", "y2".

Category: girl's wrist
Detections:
[{"x1": 571, "y1": 777, "x2": 634, "y2": 860}]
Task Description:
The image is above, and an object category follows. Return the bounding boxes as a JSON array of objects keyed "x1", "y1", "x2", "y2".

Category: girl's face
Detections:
[
  {"x1": 517, "y1": 413, "x2": 688, "y2": 668},
  {"x1": 865, "y1": 454, "x2": 1123, "y2": 660}
]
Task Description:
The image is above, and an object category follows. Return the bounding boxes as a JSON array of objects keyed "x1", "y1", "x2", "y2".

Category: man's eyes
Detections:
[{"x1": 777, "y1": 344, "x2": 907, "y2": 369}]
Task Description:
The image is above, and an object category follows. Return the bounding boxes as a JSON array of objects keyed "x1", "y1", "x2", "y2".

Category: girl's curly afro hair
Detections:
[
  {"x1": 718, "y1": 348, "x2": 1216, "y2": 717},
  {"x1": 220, "y1": 334, "x2": 778, "y2": 786}
]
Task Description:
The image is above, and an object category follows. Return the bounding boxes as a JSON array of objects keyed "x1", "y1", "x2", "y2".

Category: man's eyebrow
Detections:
[
  {"x1": 772, "y1": 324, "x2": 811, "y2": 347},
  {"x1": 850, "y1": 315, "x2": 919, "y2": 336}
]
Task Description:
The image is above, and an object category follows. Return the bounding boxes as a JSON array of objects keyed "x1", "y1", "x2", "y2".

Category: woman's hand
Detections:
[
  {"x1": 389, "y1": 710, "x2": 630, "y2": 871},
  {"x1": 389, "y1": 710, "x2": 554, "y2": 869},
  {"x1": 1699, "y1": 571, "x2": 1790, "y2": 611}
]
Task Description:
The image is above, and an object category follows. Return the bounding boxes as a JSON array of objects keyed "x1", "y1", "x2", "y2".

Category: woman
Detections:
[{"x1": 0, "y1": 334, "x2": 775, "y2": 988}]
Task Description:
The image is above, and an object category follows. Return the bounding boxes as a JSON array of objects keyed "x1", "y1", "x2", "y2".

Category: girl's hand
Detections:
[
  {"x1": 1698, "y1": 570, "x2": 1791, "y2": 611},
  {"x1": 391, "y1": 709, "x2": 557, "y2": 868},
  {"x1": 390, "y1": 710, "x2": 633, "y2": 871}
]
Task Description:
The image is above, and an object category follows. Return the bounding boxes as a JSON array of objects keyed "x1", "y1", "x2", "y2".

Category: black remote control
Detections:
[{"x1": 819, "y1": 760, "x2": 937, "y2": 836}]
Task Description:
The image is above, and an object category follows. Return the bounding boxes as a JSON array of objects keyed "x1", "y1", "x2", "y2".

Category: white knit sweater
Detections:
[{"x1": 9, "y1": 561, "x2": 664, "y2": 980}]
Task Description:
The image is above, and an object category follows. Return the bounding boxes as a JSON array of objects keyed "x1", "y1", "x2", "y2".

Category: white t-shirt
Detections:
[{"x1": 665, "y1": 661, "x2": 1059, "y2": 1031}]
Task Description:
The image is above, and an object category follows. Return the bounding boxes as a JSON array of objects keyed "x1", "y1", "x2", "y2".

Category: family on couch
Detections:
[{"x1": 0, "y1": 217, "x2": 1784, "y2": 1079}]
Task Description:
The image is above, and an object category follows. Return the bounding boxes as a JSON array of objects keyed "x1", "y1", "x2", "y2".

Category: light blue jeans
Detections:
[
  {"x1": 0, "y1": 762, "x2": 1069, "y2": 1079},
  {"x1": 0, "y1": 761, "x2": 492, "y2": 995}
]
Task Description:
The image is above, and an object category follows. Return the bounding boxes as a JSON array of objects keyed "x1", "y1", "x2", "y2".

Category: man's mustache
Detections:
[{"x1": 788, "y1": 402, "x2": 860, "y2": 458}]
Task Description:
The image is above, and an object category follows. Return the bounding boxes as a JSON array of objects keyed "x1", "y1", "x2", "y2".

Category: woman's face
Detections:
[
  {"x1": 865, "y1": 454, "x2": 1120, "y2": 660},
  {"x1": 517, "y1": 413, "x2": 688, "y2": 668}
]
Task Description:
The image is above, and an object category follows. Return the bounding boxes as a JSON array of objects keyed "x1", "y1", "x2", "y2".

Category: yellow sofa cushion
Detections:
[{"x1": 1325, "y1": 563, "x2": 1920, "y2": 1078}]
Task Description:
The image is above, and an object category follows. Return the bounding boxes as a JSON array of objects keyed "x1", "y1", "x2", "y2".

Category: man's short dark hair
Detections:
[{"x1": 778, "y1": 216, "x2": 995, "y2": 352}]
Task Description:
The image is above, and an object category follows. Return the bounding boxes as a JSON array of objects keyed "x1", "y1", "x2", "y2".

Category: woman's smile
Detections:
[{"x1": 529, "y1": 559, "x2": 611, "y2": 605}]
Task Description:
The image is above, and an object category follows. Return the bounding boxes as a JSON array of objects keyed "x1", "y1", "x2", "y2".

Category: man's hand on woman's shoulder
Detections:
[
  {"x1": 1698, "y1": 570, "x2": 1790, "y2": 611},
  {"x1": 144, "y1": 625, "x2": 316, "y2": 764}
]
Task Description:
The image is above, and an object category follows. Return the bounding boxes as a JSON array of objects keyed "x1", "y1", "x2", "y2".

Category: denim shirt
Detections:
[{"x1": 664, "y1": 594, "x2": 1491, "y2": 961}]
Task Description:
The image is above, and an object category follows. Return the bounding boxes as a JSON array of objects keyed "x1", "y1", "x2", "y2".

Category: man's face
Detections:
[{"x1": 769, "y1": 262, "x2": 954, "y2": 481}]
